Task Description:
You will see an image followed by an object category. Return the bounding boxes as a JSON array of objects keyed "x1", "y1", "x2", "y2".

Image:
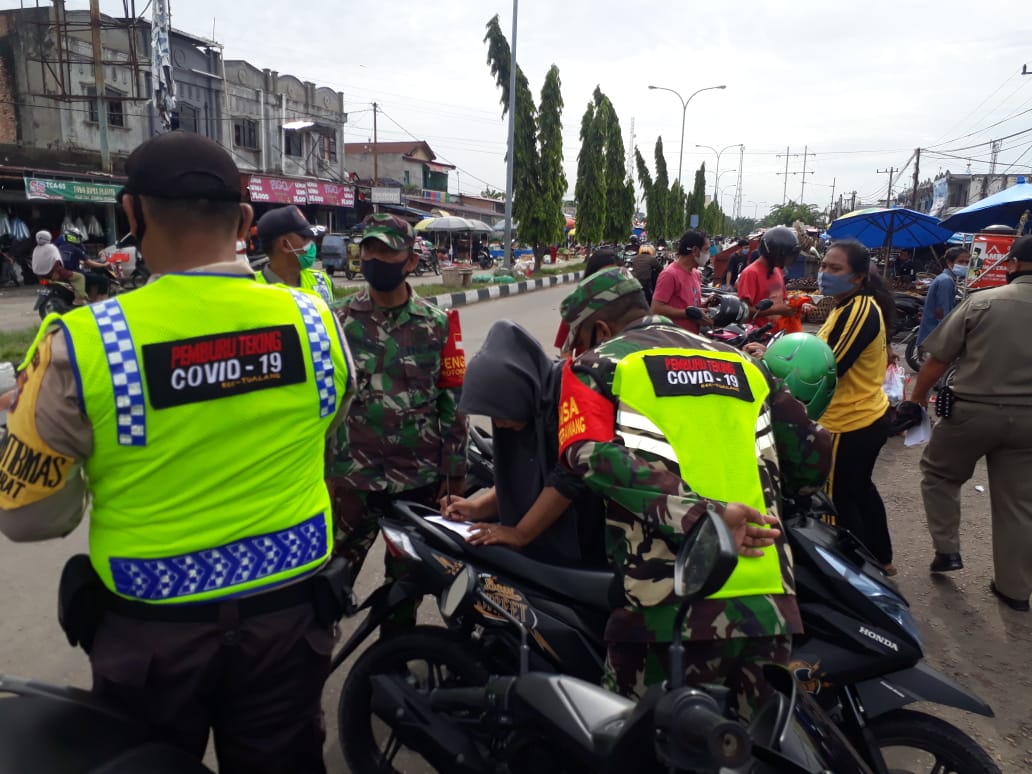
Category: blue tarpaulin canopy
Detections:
[
  {"x1": 939, "y1": 180, "x2": 1032, "y2": 234},
  {"x1": 828, "y1": 207, "x2": 954, "y2": 249}
]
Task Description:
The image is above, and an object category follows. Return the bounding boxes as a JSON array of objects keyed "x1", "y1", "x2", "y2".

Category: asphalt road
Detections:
[{"x1": 1, "y1": 284, "x2": 1029, "y2": 772}]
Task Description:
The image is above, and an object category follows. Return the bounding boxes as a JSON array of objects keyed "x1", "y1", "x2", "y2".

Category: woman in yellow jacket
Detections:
[{"x1": 816, "y1": 240, "x2": 897, "y2": 575}]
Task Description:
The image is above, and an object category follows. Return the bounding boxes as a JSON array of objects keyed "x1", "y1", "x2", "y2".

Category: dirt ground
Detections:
[{"x1": 874, "y1": 434, "x2": 1032, "y2": 771}]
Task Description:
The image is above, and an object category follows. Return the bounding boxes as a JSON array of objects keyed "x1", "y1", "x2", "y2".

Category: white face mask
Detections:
[{"x1": 694, "y1": 251, "x2": 709, "y2": 267}]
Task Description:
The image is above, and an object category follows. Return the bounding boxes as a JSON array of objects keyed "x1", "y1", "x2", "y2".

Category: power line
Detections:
[{"x1": 377, "y1": 108, "x2": 504, "y2": 192}]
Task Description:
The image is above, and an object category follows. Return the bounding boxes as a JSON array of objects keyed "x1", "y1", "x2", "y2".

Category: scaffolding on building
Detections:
[{"x1": 19, "y1": 0, "x2": 149, "y2": 104}]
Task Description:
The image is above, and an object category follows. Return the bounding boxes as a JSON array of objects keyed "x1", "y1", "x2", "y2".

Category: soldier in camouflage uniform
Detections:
[
  {"x1": 329, "y1": 214, "x2": 468, "y2": 599},
  {"x1": 556, "y1": 268, "x2": 830, "y2": 718}
]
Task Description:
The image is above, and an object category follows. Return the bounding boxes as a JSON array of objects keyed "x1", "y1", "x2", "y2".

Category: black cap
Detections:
[
  {"x1": 123, "y1": 131, "x2": 241, "y2": 202},
  {"x1": 1009, "y1": 235, "x2": 1032, "y2": 263},
  {"x1": 257, "y1": 206, "x2": 318, "y2": 243}
]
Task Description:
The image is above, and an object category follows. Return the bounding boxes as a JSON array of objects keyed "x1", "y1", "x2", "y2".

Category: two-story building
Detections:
[
  {"x1": 0, "y1": 4, "x2": 356, "y2": 247},
  {"x1": 224, "y1": 61, "x2": 353, "y2": 231}
]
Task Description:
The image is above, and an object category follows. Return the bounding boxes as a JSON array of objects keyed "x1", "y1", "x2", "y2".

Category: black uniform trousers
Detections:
[{"x1": 89, "y1": 600, "x2": 334, "y2": 774}]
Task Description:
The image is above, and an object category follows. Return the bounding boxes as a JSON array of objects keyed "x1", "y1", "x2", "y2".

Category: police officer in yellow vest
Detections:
[
  {"x1": 551, "y1": 269, "x2": 830, "y2": 717},
  {"x1": 255, "y1": 205, "x2": 335, "y2": 306},
  {"x1": 0, "y1": 132, "x2": 354, "y2": 774}
]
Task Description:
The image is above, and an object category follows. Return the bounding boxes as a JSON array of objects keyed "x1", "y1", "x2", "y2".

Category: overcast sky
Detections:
[{"x1": 55, "y1": 1, "x2": 1032, "y2": 218}]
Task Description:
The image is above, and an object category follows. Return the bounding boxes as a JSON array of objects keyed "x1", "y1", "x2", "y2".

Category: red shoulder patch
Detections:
[{"x1": 557, "y1": 361, "x2": 616, "y2": 456}]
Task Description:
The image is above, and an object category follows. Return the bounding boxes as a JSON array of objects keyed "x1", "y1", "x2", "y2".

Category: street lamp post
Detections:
[
  {"x1": 748, "y1": 200, "x2": 768, "y2": 219},
  {"x1": 647, "y1": 84, "x2": 726, "y2": 186},
  {"x1": 697, "y1": 143, "x2": 743, "y2": 203},
  {"x1": 714, "y1": 169, "x2": 737, "y2": 204}
]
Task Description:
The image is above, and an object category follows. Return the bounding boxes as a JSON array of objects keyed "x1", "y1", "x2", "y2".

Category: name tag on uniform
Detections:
[
  {"x1": 143, "y1": 326, "x2": 306, "y2": 409},
  {"x1": 643, "y1": 354, "x2": 753, "y2": 402}
]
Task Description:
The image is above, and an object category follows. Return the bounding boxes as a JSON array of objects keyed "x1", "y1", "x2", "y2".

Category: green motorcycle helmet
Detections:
[{"x1": 762, "y1": 333, "x2": 838, "y2": 420}]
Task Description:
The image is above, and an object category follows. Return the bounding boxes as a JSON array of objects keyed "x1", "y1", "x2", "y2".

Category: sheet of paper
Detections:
[
  {"x1": 424, "y1": 515, "x2": 478, "y2": 541},
  {"x1": 904, "y1": 409, "x2": 932, "y2": 447}
]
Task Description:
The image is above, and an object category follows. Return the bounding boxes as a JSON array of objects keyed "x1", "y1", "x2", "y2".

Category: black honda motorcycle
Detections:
[
  {"x1": 332, "y1": 425, "x2": 998, "y2": 773},
  {"x1": 371, "y1": 511, "x2": 873, "y2": 773}
]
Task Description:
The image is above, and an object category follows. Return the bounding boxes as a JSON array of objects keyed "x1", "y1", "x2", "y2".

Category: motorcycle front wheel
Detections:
[
  {"x1": 337, "y1": 626, "x2": 490, "y2": 774},
  {"x1": 868, "y1": 709, "x2": 1000, "y2": 774}
]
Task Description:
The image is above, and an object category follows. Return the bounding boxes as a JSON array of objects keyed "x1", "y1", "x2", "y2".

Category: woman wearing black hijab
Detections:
[{"x1": 442, "y1": 320, "x2": 604, "y2": 566}]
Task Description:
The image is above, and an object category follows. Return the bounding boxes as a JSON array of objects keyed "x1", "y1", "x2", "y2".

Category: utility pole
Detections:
[
  {"x1": 502, "y1": 0, "x2": 518, "y2": 269},
  {"x1": 777, "y1": 146, "x2": 791, "y2": 204},
  {"x1": 850, "y1": 190, "x2": 857, "y2": 211},
  {"x1": 776, "y1": 146, "x2": 813, "y2": 204},
  {"x1": 910, "y1": 148, "x2": 921, "y2": 209},
  {"x1": 877, "y1": 166, "x2": 897, "y2": 207},
  {"x1": 372, "y1": 102, "x2": 379, "y2": 212},
  {"x1": 372, "y1": 102, "x2": 379, "y2": 185},
  {"x1": 828, "y1": 177, "x2": 836, "y2": 222},
  {"x1": 734, "y1": 145, "x2": 744, "y2": 221},
  {"x1": 89, "y1": 0, "x2": 110, "y2": 174},
  {"x1": 799, "y1": 145, "x2": 815, "y2": 201}
]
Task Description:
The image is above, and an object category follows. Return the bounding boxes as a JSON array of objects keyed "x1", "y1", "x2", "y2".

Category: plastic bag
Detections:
[{"x1": 883, "y1": 363, "x2": 905, "y2": 404}]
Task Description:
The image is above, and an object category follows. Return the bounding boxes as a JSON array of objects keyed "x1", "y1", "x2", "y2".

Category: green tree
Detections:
[
  {"x1": 484, "y1": 15, "x2": 567, "y2": 269},
  {"x1": 761, "y1": 201, "x2": 818, "y2": 227},
  {"x1": 667, "y1": 180, "x2": 686, "y2": 241},
  {"x1": 574, "y1": 88, "x2": 607, "y2": 246},
  {"x1": 600, "y1": 97, "x2": 632, "y2": 243},
  {"x1": 480, "y1": 187, "x2": 504, "y2": 199},
  {"x1": 652, "y1": 137, "x2": 669, "y2": 241},
  {"x1": 634, "y1": 146, "x2": 655, "y2": 239},
  {"x1": 686, "y1": 162, "x2": 707, "y2": 230}
]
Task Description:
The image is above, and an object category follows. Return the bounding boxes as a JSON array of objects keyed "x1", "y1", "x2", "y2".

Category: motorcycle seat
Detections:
[{"x1": 465, "y1": 544, "x2": 617, "y2": 612}]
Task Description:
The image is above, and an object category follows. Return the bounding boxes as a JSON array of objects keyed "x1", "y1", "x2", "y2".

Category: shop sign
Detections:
[
  {"x1": 247, "y1": 175, "x2": 355, "y2": 207},
  {"x1": 371, "y1": 186, "x2": 401, "y2": 204},
  {"x1": 24, "y1": 177, "x2": 121, "y2": 204},
  {"x1": 968, "y1": 233, "x2": 1014, "y2": 290}
]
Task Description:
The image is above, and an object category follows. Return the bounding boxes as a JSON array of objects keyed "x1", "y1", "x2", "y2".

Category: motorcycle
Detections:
[
  {"x1": 33, "y1": 279, "x2": 76, "y2": 319},
  {"x1": 0, "y1": 674, "x2": 214, "y2": 773},
  {"x1": 333, "y1": 422, "x2": 998, "y2": 773},
  {"x1": 383, "y1": 512, "x2": 872, "y2": 773},
  {"x1": 413, "y1": 245, "x2": 441, "y2": 276},
  {"x1": 892, "y1": 292, "x2": 923, "y2": 342},
  {"x1": 476, "y1": 248, "x2": 496, "y2": 270}
]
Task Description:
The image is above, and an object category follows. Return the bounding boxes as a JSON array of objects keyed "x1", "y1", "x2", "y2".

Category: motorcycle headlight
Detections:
[{"x1": 815, "y1": 546, "x2": 922, "y2": 648}]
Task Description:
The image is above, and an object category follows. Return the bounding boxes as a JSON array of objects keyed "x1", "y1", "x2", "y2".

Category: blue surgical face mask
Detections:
[
  {"x1": 951, "y1": 264, "x2": 968, "y2": 278},
  {"x1": 817, "y1": 270, "x2": 857, "y2": 297}
]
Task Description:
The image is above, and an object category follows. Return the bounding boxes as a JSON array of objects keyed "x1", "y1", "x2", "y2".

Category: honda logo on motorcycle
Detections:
[{"x1": 859, "y1": 626, "x2": 898, "y2": 652}]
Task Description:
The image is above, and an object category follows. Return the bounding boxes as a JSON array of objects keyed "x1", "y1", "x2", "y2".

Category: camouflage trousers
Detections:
[
  {"x1": 328, "y1": 480, "x2": 439, "y2": 630},
  {"x1": 603, "y1": 635, "x2": 792, "y2": 721}
]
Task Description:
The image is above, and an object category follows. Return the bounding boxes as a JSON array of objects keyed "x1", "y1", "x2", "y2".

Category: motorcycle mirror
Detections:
[
  {"x1": 755, "y1": 298, "x2": 774, "y2": 312},
  {"x1": 439, "y1": 565, "x2": 476, "y2": 620},
  {"x1": 673, "y1": 512, "x2": 738, "y2": 601}
]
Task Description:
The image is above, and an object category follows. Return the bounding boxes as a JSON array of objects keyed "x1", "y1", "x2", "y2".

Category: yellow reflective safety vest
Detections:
[
  {"x1": 611, "y1": 347, "x2": 785, "y2": 599},
  {"x1": 255, "y1": 265, "x2": 335, "y2": 306},
  {"x1": 44, "y1": 273, "x2": 350, "y2": 603}
]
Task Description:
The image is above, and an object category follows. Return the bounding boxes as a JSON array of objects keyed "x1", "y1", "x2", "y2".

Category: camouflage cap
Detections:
[
  {"x1": 559, "y1": 267, "x2": 643, "y2": 352},
  {"x1": 360, "y1": 212, "x2": 415, "y2": 250}
]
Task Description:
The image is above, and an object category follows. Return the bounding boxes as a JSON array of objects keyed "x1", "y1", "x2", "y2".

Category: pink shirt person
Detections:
[{"x1": 653, "y1": 262, "x2": 703, "y2": 334}]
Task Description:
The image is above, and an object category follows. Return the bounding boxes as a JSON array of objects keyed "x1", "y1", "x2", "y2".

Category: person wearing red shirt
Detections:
[
  {"x1": 736, "y1": 227, "x2": 800, "y2": 326},
  {"x1": 650, "y1": 230, "x2": 715, "y2": 335}
]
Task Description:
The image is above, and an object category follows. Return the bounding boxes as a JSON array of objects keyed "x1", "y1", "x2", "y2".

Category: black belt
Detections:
[{"x1": 106, "y1": 577, "x2": 315, "y2": 623}]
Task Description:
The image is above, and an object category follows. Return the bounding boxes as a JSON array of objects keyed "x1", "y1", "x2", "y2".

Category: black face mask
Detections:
[{"x1": 362, "y1": 257, "x2": 408, "y2": 292}]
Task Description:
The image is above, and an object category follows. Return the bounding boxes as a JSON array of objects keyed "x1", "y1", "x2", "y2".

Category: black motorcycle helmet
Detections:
[
  {"x1": 711, "y1": 295, "x2": 749, "y2": 327},
  {"x1": 759, "y1": 226, "x2": 800, "y2": 265}
]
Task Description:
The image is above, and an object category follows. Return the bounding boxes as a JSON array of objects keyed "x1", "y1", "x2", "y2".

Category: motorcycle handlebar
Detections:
[
  {"x1": 674, "y1": 701, "x2": 751, "y2": 768},
  {"x1": 745, "y1": 322, "x2": 774, "y2": 343}
]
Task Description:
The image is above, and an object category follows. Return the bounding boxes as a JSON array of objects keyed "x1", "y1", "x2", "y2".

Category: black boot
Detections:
[{"x1": 929, "y1": 552, "x2": 963, "y2": 573}]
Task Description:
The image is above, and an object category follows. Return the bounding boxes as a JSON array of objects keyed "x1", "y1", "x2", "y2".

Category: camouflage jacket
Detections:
[
  {"x1": 561, "y1": 316, "x2": 830, "y2": 644},
  {"x1": 331, "y1": 286, "x2": 467, "y2": 493}
]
